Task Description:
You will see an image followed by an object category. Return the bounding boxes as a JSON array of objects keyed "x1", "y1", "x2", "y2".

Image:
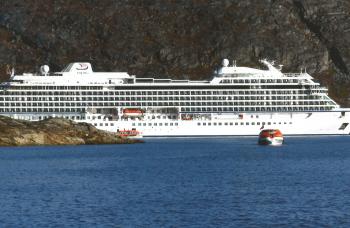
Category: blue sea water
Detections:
[{"x1": 0, "y1": 136, "x2": 350, "y2": 227}]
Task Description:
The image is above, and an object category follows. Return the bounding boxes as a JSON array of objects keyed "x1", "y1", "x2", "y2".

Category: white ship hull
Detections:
[
  {"x1": 4, "y1": 110, "x2": 350, "y2": 137},
  {"x1": 75, "y1": 111, "x2": 350, "y2": 136},
  {"x1": 2, "y1": 60, "x2": 350, "y2": 137}
]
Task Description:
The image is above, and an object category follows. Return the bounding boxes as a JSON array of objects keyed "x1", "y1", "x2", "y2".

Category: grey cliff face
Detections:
[{"x1": 0, "y1": 0, "x2": 349, "y2": 104}]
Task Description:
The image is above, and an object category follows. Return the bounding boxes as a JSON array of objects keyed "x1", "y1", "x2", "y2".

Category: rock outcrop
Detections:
[
  {"x1": 0, "y1": 116, "x2": 141, "y2": 146},
  {"x1": 0, "y1": 0, "x2": 350, "y2": 104}
]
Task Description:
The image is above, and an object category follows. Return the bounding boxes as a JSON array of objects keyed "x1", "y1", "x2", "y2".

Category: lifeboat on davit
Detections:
[
  {"x1": 122, "y1": 108, "x2": 144, "y2": 117},
  {"x1": 258, "y1": 129, "x2": 284, "y2": 146}
]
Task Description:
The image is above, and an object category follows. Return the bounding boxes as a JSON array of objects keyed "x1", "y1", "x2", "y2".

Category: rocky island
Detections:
[{"x1": 0, "y1": 116, "x2": 142, "y2": 146}]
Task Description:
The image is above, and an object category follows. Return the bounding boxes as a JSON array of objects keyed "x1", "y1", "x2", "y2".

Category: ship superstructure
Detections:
[{"x1": 1, "y1": 59, "x2": 349, "y2": 136}]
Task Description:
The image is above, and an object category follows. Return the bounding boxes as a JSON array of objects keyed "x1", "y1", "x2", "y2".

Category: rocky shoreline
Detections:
[{"x1": 0, "y1": 116, "x2": 142, "y2": 146}]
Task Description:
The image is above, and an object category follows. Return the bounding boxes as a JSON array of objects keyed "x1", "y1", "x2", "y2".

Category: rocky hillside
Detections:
[
  {"x1": 0, "y1": 116, "x2": 141, "y2": 146},
  {"x1": 0, "y1": 0, "x2": 350, "y2": 104}
]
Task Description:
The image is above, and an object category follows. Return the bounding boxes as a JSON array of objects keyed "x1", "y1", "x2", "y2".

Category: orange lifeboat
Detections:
[
  {"x1": 122, "y1": 108, "x2": 144, "y2": 117},
  {"x1": 117, "y1": 128, "x2": 142, "y2": 138},
  {"x1": 258, "y1": 129, "x2": 284, "y2": 146},
  {"x1": 181, "y1": 114, "x2": 193, "y2": 120}
]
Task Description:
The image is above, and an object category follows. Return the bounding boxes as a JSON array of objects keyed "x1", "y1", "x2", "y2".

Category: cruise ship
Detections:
[{"x1": 1, "y1": 59, "x2": 350, "y2": 136}]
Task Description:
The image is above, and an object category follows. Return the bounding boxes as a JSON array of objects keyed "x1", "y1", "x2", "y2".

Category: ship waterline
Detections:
[{"x1": 1, "y1": 59, "x2": 350, "y2": 136}]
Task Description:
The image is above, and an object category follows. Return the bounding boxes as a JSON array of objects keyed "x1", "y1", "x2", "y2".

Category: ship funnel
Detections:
[{"x1": 260, "y1": 59, "x2": 284, "y2": 76}]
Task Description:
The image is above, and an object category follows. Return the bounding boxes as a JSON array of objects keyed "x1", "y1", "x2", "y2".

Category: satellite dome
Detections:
[
  {"x1": 40, "y1": 65, "x2": 50, "y2": 75},
  {"x1": 222, "y1": 59, "x2": 229, "y2": 67}
]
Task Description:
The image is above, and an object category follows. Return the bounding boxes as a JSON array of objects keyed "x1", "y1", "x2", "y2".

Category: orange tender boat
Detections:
[
  {"x1": 258, "y1": 129, "x2": 284, "y2": 146},
  {"x1": 117, "y1": 128, "x2": 142, "y2": 138}
]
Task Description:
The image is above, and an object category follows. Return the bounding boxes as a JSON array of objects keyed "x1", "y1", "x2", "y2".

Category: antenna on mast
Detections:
[
  {"x1": 232, "y1": 60, "x2": 237, "y2": 67},
  {"x1": 6, "y1": 64, "x2": 15, "y2": 77}
]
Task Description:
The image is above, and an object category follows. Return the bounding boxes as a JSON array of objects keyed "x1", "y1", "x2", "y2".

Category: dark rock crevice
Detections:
[{"x1": 292, "y1": 0, "x2": 349, "y2": 75}]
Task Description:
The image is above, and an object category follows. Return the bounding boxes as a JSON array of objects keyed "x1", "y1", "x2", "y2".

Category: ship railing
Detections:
[{"x1": 283, "y1": 73, "x2": 304, "y2": 77}]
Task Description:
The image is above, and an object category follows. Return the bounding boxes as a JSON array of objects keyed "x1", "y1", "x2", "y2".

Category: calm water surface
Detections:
[{"x1": 0, "y1": 136, "x2": 350, "y2": 227}]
